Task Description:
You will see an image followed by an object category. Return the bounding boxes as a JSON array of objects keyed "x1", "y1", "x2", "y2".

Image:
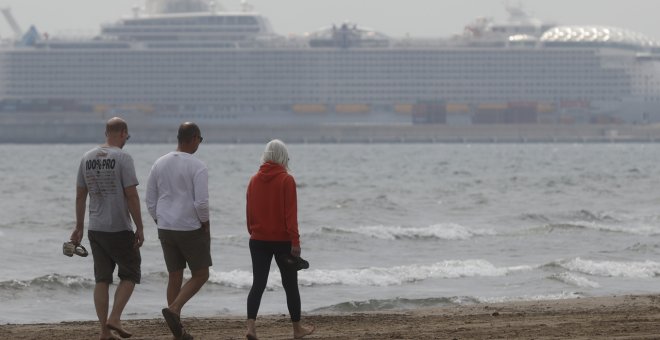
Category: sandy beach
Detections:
[{"x1": 3, "y1": 295, "x2": 660, "y2": 339}]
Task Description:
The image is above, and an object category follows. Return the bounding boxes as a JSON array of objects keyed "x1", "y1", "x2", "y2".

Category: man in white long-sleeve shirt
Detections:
[{"x1": 146, "y1": 122, "x2": 210, "y2": 340}]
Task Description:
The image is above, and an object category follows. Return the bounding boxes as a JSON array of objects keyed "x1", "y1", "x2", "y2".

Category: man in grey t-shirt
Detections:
[{"x1": 69, "y1": 117, "x2": 145, "y2": 340}]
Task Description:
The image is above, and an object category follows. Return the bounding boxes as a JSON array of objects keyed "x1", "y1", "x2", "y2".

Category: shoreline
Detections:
[
  {"x1": 3, "y1": 295, "x2": 660, "y2": 339},
  {"x1": 3, "y1": 123, "x2": 660, "y2": 144}
]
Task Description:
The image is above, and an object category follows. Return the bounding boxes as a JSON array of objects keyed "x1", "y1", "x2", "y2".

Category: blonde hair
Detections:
[{"x1": 261, "y1": 139, "x2": 290, "y2": 169}]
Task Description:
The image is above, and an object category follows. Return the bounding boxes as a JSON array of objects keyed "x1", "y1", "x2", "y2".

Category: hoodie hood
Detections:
[{"x1": 256, "y1": 162, "x2": 288, "y2": 182}]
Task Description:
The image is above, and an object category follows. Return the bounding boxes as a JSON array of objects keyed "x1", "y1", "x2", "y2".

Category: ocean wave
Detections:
[
  {"x1": 549, "y1": 272, "x2": 600, "y2": 288},
  {"x1": 207, "y1": 260, "x2": 531, "y2": 289},
  {"x1": 312, "y1": 296, "x2": 479, "y2": 313},
  {"x1": 313, "y1": 292, "x2": 582, "y2": 313},
  {"x1": 479, "y1": 291, "x2": 583, "y2": 304},
  {"x1": 570, "y1": 210, "x2": 620, "y2": 223},
  {"x1": 319, "y1": 223, "x2": 496, "y2": 240},
  {"x1": 0, "y1": 274, "x2": 94, "y2": 291},
  {"x1": 529, "y1": 221, "x2": 660, "y2": 236},
  {"x1": 553, "y1": 258, "x2": 660, "y2": 278},
  {"x1": 625, "y1": 243, "x2": 660, "y2": 253},
  {"x1": 519, "y1": 213, "x2": 551, "y2": 223}
]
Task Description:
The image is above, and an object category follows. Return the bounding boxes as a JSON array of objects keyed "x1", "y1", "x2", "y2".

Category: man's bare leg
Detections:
[
  {"x1": 105, "y1": 280, "x2": 136, "y2": 337},
  {"x1": 166, "y1": 270, "x2": 184, "y2": 306},
  {"x1": 94, "y1": 282, "x2": 113, "y2": 340},
  {"x1": 167, "y1": 267, "x2": 209, "y2": 315}
]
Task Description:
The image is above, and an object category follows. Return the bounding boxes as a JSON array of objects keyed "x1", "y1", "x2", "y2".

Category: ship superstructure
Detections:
[{"x1": 1, "y1": 0, "x2": 660, "y2": 127}]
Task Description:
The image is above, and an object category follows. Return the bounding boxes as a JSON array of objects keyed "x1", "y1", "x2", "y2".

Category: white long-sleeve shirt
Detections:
[{"x1": 146, "y1": 151, "x2": 209, "y2": 231}]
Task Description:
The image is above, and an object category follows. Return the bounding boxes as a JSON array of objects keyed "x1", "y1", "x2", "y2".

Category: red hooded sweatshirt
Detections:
[{"x1": 246, "y1": 162, "x2": 300, "y2": 246}]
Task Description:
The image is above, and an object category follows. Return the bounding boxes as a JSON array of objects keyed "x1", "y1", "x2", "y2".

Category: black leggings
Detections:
[{"x1": 247, "y1": 239, "x2": 301, "y2": 321}]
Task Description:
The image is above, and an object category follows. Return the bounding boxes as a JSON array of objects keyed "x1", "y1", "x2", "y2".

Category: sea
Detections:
[{"x1": 2, "y1": 143, "x2": 660, "y2": 324}]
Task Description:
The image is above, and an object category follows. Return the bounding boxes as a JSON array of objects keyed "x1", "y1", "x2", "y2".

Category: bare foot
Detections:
[
  {"x1": 106, "y1": 323, "x2": 133, "y2": 338},
  {"x1": 293, "y1": 324, "x2": 315, "y2": 339},
  {"x1": 99, "y1": 335, "x2": 120, "y2": 340},
  {"x1": 246, "y1": 318, "x2": 258, "y2": 339},
  {"x1": 99, "y1": 325, "x2": 118, "y2": 340}
]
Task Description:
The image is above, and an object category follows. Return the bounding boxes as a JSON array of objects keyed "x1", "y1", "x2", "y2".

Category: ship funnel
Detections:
[
  {"x1": 132, "y1": 6, "x2": 141, "y2": 18},
  {"x1": 241, "y1": 0, "x2": 254, "y2": 12}
]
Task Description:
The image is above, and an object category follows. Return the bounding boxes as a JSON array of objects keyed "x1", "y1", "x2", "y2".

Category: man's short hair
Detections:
[{"x1": 177, "y1": 122, "x2": 201, "y2": 144}]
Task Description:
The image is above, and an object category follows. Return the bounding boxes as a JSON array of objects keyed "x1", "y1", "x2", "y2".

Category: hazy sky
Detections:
[{"x1": 0, "y1": 0, "x2": 658, "y2": 40}]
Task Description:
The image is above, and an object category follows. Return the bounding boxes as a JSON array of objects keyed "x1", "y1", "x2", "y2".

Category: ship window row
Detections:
[
  {"x1": 4, "y1": 79, "x2": 630, "y2": 94},
  {"x1": 4, "y1": 74, "x2": 630, "y2": 86},
  {"x1": 7, "y1": 64, "x2": 627, "y2": 75},
  {"x1": 10, "y1": 65, "x2": 621, "y2": 79},
  {"x1": 119, "y1": 16, "x2": 259, "y2": 26},
  {"x1": 8, "y1": 64, "x2": 618, "y2": 78},
  {"x1": 4, "y1": 94, "x2": 634, "y2": 106},
  {"x1": 34, "y1": 59, "x2": 601, "y2": 68},
  {"x1": 3, "y1": 91, "x2": 624, "y2": 101},
  {"x1": 3, "y1": 87, "x2": 634, "y2": 101},
  {"x1": 5, "y1": 84, "x2": 627, "y2": 98},
  {"x1": 12, "y1": 52, "x2": 603, "y2": 63},
  {"x1": 10, "y1": 59, "x2": 611, "y2": 72},
  {"x1": 8, "y1": 71, "x2": 626, "y2": 83},
  {"x1": 10, "y1": 53, "x2": 604, "y2": 61},
  {"x1": 7, "y1": 86, "x2": 624, "y2": 96},
  {"x1": 8, "y1": 65, "x2": 627, "y2": 78},
  {"x1": 104, "y1": 26, "x2": 260, "y2": 34}
]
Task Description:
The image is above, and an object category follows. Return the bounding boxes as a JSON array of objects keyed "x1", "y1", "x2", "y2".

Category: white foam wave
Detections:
[
  {"x1": 567, "y1": 220, "x2": 660, "y2": 235},
  {"x1": 559, "y1": 257, "x2": 660, "y2": 278},
  {"x1": 207, "y1": 260, "x2": 531, "y2": 289},
  {"x1": 550, "y1": 272, "x2": 600, "y2": 288},
  {"x1": 323, "y1": 223, "x2": 496, "y2": 240},
  {"x1": 480, "y1": 291, "x2": 582, "y2": 304},
  {"x1": 208, "y1": 269, "x2": 255, "y2": 289},
  {"x1": 1, "y1": 274, "x2": 93, "y2": 289}
]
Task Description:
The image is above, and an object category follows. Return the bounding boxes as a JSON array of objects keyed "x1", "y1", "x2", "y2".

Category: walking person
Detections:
[
  {"x1": 69, "y1": 117, "x2": 144, "y2": 340},
  {"x1": 245, "y1": 139, "x2": 314, "y2": 340},
  {"x1": 146, "y1": 122, "x2": 211, "y2": 340}
]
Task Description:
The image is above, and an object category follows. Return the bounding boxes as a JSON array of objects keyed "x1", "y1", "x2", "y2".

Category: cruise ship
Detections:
[{"x1": 2, "y1": 0, "x2": 660, "y2": 142}]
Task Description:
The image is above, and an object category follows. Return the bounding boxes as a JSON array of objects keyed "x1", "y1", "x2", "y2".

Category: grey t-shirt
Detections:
[{"x1": 76, "y1": 146, "x2": 139, "y2": 232}]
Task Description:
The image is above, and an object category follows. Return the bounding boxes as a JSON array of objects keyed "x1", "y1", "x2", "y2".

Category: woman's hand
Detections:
[{"x1": 291, "y1": 246, "x2": 301, "y2": 257}]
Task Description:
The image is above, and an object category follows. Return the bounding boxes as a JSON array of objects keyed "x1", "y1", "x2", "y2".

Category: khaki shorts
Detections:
[
  {"x1": 88, "y1": 230, "x2": 141, "y2": 284},
  {"x1": 158, "y1": 228, "x2": 212, "y2": 272}
]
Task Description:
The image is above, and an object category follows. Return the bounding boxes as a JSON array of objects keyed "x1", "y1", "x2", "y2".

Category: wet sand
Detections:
[{"x1": 3, "y1": 295, "x2": 660, "y2": 339}]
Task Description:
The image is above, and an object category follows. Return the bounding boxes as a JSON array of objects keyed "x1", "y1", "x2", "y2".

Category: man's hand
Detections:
[
  {"x1": 134, "y1": 229, "x2": 144, "y2": 249},
  {"x1": 201, "y1": 220, "x2": 210, "y2": 234},
  {"x1": 70, "y1": 227, "x2": 83, "y2": 245}
]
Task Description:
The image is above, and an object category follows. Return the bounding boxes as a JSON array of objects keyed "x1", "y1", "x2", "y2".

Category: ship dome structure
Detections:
[
  {"x1": 308, "y1": 23, "x2": 390, "y2": 48},
  {"x1": 541, "y1": 26, "x2": 660, "y2": 50}
]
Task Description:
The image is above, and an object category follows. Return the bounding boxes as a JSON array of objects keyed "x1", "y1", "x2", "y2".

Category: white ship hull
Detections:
[{"x1": 1, "y1": 0, "x2": 660, "y2": 142}]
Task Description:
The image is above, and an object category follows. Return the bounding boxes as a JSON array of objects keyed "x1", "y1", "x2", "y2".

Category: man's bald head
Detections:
[
  {"x1": 106, "y1": 117, "x2": 128, "y2": 135},
  {"x1": 177, "y1": 122, "x2": 201, "y2": 144},
  {"x1": 104, "y1": 117, "x2": 129, "y2": 148}
]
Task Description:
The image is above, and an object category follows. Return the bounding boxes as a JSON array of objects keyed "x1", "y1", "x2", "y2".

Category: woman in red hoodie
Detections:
[{"x1": 245, "y1": 139, "x2": 314, "y2": 340}]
